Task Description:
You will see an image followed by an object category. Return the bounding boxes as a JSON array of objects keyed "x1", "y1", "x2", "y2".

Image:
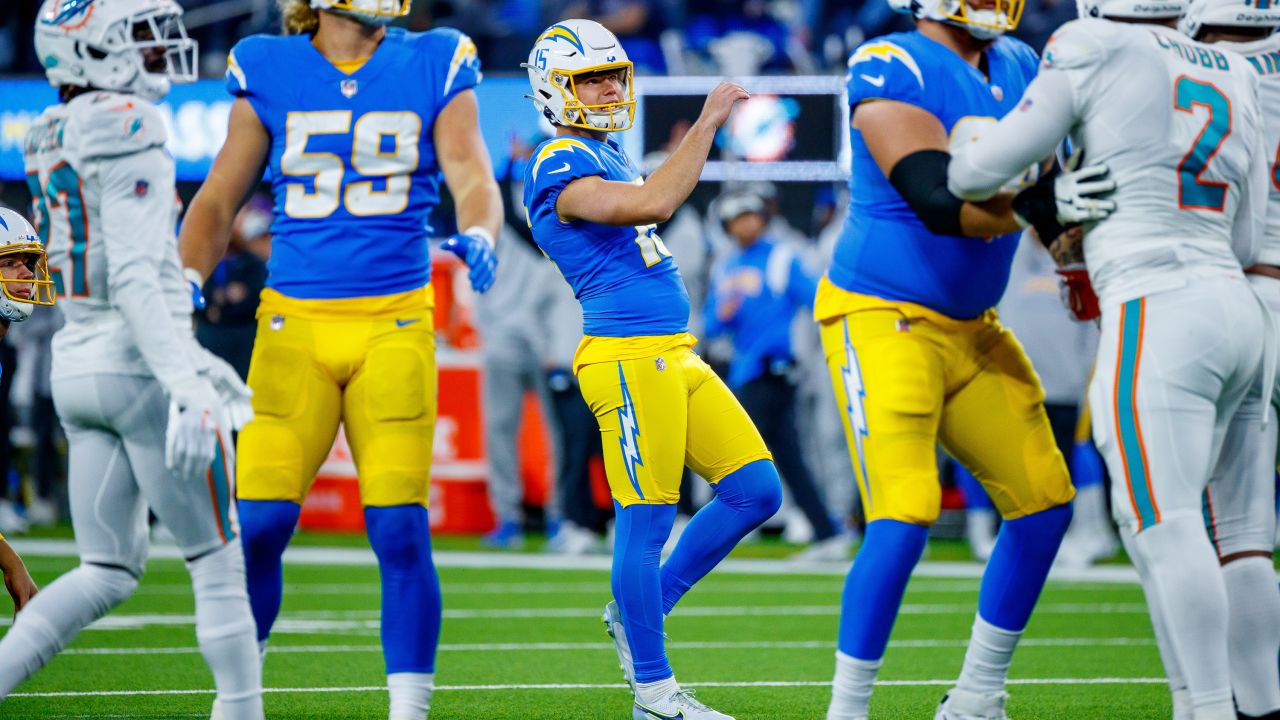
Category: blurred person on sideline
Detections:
[
  {"x1": 195, "y1": 195, "x2": 271, "y2": 380},
  {"x1": 704, "y1": 191, "x2": 849, "y2": 561}
]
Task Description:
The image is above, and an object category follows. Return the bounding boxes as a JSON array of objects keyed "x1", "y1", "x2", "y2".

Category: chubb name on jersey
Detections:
[{"x1": 1153, "y1": 33, "x2": 1233, "y2": 70}]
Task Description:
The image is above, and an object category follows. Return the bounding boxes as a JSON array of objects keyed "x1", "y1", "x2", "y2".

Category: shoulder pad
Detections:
[
  {"x1": 420, "y1": 27, "x2": 482, "y2": 100},
  {"x1": 1042, "y1": 19, "x2": 1114, "y2": 71},
  {"x1": 70, "y1": 93, "x2": 166, "y2": 161},
  {"x1": 847, "y1": 39, "x2": 926, "y2": 90},
  {"x1": 529, "y1": 138, "x2": 604, "y2": 183},
  {"x1": 226, "y1": 34, "x2": 280, "y2": 97}
]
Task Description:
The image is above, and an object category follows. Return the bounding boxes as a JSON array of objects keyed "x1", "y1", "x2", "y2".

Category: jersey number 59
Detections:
[{"x1": 282, "y1": 111, "x2": 421, "y2": 219}]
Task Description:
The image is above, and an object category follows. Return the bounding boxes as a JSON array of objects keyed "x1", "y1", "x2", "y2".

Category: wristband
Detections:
[{"x1": 461, "y1": 226, "x2": 495, "y2": 248}]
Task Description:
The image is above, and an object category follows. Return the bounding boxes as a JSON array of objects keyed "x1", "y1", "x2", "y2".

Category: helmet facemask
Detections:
[
  {"x1": 554, "y1": 62, "x2": 637, "y2": 132},
  {"x1": 123, "y1": 9, "x2": 198, "y2": 100},
  {"x1": 311, "y1": 0, "x2": 411, "y2": 26},
  {"x1": 936, "y1": 0, "x2": 1025, "y2": 39},
  {"x1": 0, "y1": 244, "x2": 57, "y2": 323}
]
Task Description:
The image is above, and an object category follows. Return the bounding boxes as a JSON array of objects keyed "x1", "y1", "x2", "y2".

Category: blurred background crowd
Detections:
[{"x1": 0, "y1": 0, "x2": 1116, "y2": 566}]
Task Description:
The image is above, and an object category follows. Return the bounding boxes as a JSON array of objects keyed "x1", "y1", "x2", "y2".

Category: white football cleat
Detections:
[
  {"x1": 634, "y1": 688, "x2": 734, "y2": 720},
  {"x1": 934, "y1": 688, "x2": 1010, "y2": 720},
  {"x1": 603, "y1": 600, "x2": 636, "y2": 691},
  {"x1": 794, "y1": 534, "x2": 853, "y2": 563}
]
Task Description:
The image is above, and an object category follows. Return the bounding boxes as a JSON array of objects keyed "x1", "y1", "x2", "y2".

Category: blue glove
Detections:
[
  {"x1": 183, "y1": 268, "x2": 206, "y2": 310},
  {"x1": 441, "y1": 229, "x2": 497, "y2": 293}
]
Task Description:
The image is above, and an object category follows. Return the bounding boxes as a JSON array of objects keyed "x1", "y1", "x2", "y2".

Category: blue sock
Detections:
[
  {"x1": 954, "y1": 464, "x2": 995, "y2": 510},
  {"x1": 238, "y1": 499, "x2": 300, "y2": 643},
  {"x1": 612, "y1": 501, "x2": 678, "y2": 683},
  {"x1": 978, "y1": 503, "x2": 1072, "y2": 631},
  {"x1": 837, "y1": 519, "x2": 929, "y2": 659},
  {"x1": 365, "y1": 505, "x2": 442, "y2": 674},
  {"x1": 660, "y1": 460, "x2": 782, "y2": 614}
]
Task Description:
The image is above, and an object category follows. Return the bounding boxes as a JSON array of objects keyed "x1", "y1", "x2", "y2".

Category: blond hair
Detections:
[{"x1": 278, "y1": 0, "x2": 320, "y2": 35}]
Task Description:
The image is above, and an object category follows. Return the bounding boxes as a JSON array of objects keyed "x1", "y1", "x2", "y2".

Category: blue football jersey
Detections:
[
  {"x1": 226, "y1": 27, "x2": 481, "y2": 299},
  {"x1": 523, "y1": 136, "x2": 689, "y2": 337},
  {"x1": 830, "y1": 32, "x2": 1039, "y2": 319}
]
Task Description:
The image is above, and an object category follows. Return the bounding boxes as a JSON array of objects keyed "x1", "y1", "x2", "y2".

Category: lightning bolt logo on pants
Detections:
[
  {"x1": 841, "y1": 320, "x2": 872, "y2": 508},
  {"x1": 616, "y1": 362, "x2": 645, "y2": 499}
]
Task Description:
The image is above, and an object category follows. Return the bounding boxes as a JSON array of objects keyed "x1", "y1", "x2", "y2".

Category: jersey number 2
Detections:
[
  {"x1": 1173, "y1": 76, "x2": 1231, "y2": 212},
  {"x1": 282, "y1": 111, "x2": 421, "y2": 219},
  {"x1": 25, "y1": 164, "x2": 83, "y2": 298}
]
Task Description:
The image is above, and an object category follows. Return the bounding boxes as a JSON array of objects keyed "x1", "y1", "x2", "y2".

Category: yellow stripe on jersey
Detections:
[
  {"x1": 573, "y1": 332, "x2": 696, "y2": 375},
  {"x1": 531, "y1": 138, "x2": 599, "y2": 180},
  {"x1": 847, "y1": 41, "x2": 925, "y2": 89},
  {"x1": 257, "y1": 286, "x2": 433, "y2": 321}
]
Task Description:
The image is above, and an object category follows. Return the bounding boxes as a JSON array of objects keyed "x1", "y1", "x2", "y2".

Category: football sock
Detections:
[
  {"x1": 635, "y1": 675, "x2": 680, "y2": 707},
  {"x1": 238, "y1": 499, "x2": 300, "y2": 643},
  {"x1": 387, "y1": 671, "x2": 434, "y2": 720},
  {"x1": 827, "y1": 651, "x2": 880, "y2": 720},
  {"x1": 955, "y1": 616, "x2": 1021, "y2": 695},
  {"x1": 1121, "y1": 531, "x2": 1190, "y2": 714},
  {"x1": 1130, "y1": 515, "x2": 1233, "y2": 719},
  {"x1": 0, "y1": 563, "x2": 137, "y2": 697},
  {"x1": 659, "y1": 460, "x2": 782, "y2": 614},
  {"x1": 837, "y1": 519, "x2": 928, "y2": 660},
  {"x1": 1223, "y1": 557, "x2": 1280, "y2": 716},
  {"x1": 187, "y1": 541, "x2": 264, "y2": 720},
  {"x1": 612, "y1": 500, "x2": 678, "y2": 684},
  {"x1": 365, "y1": 505, "x2": 441, "y2": 675}
]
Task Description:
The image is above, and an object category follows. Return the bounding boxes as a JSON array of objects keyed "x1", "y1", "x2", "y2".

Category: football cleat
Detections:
[
  {"x1": 603, "y1": 600, "x2": 636, "y2": 691},
  {"x1": 934, "y1": 688, "x2": 1010, "y2": 720},
  {"x1": 633, "y1": 688, "x2": 734, "y2": 720},
  {"x1": 482, "y1": 519, "x2": 524, "y2": 550}
]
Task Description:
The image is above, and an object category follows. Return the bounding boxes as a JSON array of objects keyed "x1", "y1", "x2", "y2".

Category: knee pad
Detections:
[
  {"x1": 187, "y1": 542, "x2": 256, "y2": 640},
  {"x1": 81, "y1": 563, "x2": 141, "y2": 609},
  {"x1": 365, "y1": 505, "x2": 433, "y2": 569}
]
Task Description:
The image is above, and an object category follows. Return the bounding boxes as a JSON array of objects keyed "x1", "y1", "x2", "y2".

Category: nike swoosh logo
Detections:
[
  {"x1": 395, "y1": 318, "x2": 421, "y2": 327},
  {"x1": 860, "y1": 74, "x2": 886, "y2": 87},
  {"x1": 547, "y1": 162, "x2": 572, "y2": 175},
  {"x1": 635, "y1": 705, "x2": 683, "y2": 720}
]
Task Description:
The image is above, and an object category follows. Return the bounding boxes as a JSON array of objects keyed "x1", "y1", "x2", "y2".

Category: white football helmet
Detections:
[
  {"x1": 35, "y1": 0, "x2": 196, "y2": 102},
  {"x1": 525, "y1": 20, "x2": 636, "y2": 132},
  {"x1": 0, "y1": 208, "x2": 56, "y2": 323},
  {"x1": 1076, "y1": 0, "x2": 1187, "y2": 20},
  {"x1": 887, "y1": 0, "x2": 1025, "y2": 40},
  {"x1": 309, "y1": 0, "x2": 411, "y2": 25},
  {"x1": 1181, "y1": 0, "x2": 1280, "y2": 38}
]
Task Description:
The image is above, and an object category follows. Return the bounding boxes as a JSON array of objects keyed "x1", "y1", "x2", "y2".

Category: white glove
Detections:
[
  {"x1": 1054, "y1": 149, "x2": 1117, "y2": 225},
  {"x1": 200, "y1": 352, "x2": 254, "y2": 431},
  {"x1": 165, "y1": 376, "x2": 221, "y2": 483}
]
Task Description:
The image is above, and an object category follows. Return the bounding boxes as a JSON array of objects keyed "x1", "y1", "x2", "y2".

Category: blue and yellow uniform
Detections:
[
  {"x1": 818, "y1": 32, "x2": 1073, "y2": 525},
  {"x1": 226, "y1": 27, "x2": 480, "y2": 507},
  {"x1": 523, "y1": 136, "x2": 771, "y2": 506}
]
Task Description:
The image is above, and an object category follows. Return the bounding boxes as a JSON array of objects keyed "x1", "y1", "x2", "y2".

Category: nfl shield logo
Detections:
[
  {"x1": 991, "y1": 85, "x2": 1004, "y2": 102},
  {"x1": 341, "y1": 79, "x2": 359, "y2": 98},
  {"x1": 270, "y1": 315, "x2": 285, "y2": 331},
  {"x1": 134, "y1": 180, "x2": 149, "y2": 197},
  {"x1": 655, "y1": 357, "x2": 666, "y2": 371}
]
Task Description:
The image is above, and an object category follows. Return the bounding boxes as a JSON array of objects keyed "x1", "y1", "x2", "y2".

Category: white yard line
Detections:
[
  {"x1": 6, "y1": 539, "x2": 1147, "y2": 583},
  {"x1": 61, "y1": 637, "x2": 1156, "y2": 656},
  {"x1": 9, "y1": 677, "x2": 1170, "y2": 699}
]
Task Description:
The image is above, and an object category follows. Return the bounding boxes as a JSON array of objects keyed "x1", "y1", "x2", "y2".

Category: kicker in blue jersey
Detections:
[
  {"x1": 522, "y1": 136, "x2": 690, "y2": 337},
  {"x1": 830, "y1": 32, "x2": 1040, "y2": 319},
  {"x1": 226, "y1": 27, "x2": 480, "y2": 299}
]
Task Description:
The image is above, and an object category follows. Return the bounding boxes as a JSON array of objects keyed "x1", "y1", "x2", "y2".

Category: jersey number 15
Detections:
[{"x1": 282, "y1": 111, "x2": 421, "y2": 219}]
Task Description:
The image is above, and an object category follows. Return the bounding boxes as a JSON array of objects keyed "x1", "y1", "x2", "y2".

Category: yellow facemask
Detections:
[
  {"x1": 321, "y1": 0, "x2": 411, "y2": 20},
  {"x1": 939, "y1": 0, "x2": 1025, "y2": 35},
  {"x1": 0, "y1": 242, "x2": 57, "y2": 308},
  {"x1": 554, "y1": 61, "x2": 637, "y2": 133}
]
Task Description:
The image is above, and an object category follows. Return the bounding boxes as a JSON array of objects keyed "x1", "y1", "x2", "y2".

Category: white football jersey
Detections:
[
  {"x1": 1216, "y1": 34, "x2": 1280, "y2": 266},
  {"x1": 24, "y1": 91, "x2": 195, "y2": 386},
  {"x1": 1043, "y1": 19, "x2": 1267, "y2": 303}
]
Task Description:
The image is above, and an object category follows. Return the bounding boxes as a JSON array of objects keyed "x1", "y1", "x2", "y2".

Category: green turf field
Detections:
[{"x1": 0, "y1": 538, "x2": 1168, "y2": 719}]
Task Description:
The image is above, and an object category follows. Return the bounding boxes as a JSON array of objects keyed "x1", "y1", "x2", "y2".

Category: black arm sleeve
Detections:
[{"x1": 887, "y1": 150, "x2": 966, "y2": 237}]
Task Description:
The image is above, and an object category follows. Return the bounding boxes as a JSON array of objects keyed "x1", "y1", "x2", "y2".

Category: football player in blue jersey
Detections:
[
  {"x1": 816, "y1": 0, "x2": 1117, "y2": 718},
  {"x1": 179, "y1": 1, "x2": 502, "y2": 717},
  {"x1": 523, "y1": 19, "x2": 783, "y2": 720}
]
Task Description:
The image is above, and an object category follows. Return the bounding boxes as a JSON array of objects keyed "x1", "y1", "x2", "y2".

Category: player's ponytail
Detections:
[{"x1": 278, "y1": 0, "x2": 320, "y2": 35}]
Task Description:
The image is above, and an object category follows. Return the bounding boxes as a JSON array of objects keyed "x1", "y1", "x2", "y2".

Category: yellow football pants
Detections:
[
  {"x1": 237, "y1": 290, "x2": 437, "y2": 507},
  {"x1": 577, "y1": 345, "x2": 772, "y2": 507},
  {"x1": 820, "y1": 300, "x2": 1074, "y2": 525}
]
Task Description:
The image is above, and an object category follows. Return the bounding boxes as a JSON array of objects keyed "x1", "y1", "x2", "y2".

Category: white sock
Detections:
[
  {"x1": 1132, "y1": 517, "x2": 1232, "y2": 719},
  {"x1": 388, "y1": 672, "x2": 434, "y2": 720},
  {"x1": 1121, "y1": 531, "x2": 1189, "y2": 701},
  {"x1": 1172, "y1": 688, "x2": 1193, "y2": 720},
  {"x1": 1223, "y1": 557, "x2": 1280, "y2": 716},
  {"x1": 635, "y1": 675, "x2": 680, "y2": 707},
  {"x1": 0, "y1": 563, "x2": 137, "y2": 697},
  {"x1": 188, "y1": 541, "x2": 263, "y2": 720},
  {"x1": 955, "y1": 616, "x2": 1022, "y2": 694},
  {"x1": 827, "y1": 651, "x2": 881, "y2": 720}
]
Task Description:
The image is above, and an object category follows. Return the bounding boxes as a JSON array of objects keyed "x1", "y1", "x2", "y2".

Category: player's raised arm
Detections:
[
  {"x1": 179, "y1": 97, "x2": 270, "y2": 285},
  {"x1": 557, "y1": 82, "x2": 749, "y2": 226}
]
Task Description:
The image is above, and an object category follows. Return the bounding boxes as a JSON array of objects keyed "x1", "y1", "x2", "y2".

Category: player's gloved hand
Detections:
[
  {"x1": 441, "y1": 227, "x2": 497, "y2": 293},
  {"x1": 183, "y1": 268, "x2": 206, "y2": 311},
  {"x1": 1056, "y1": 264, "x2": 1101, "y2": 322},
  {"x1": 201, "y1": 354, "x2": 254, "y2": 431},
  {"x1": 1013, "y1": 150, "x2": 1116, "y2": 246},
  {"x1": 165, "y1": 376, "x2": 221, "y2": 482}
]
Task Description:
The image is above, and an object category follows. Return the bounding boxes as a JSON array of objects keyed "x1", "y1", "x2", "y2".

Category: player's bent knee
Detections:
[
  {"x1": 365, "y1": 505, "x2": 433, "y2": 568},
  {"x1": 81, "y1": 563, "x2": 141, "y2": 609},
  {"x1": 365, "y1": 347, "x2": 428, "y2": 422}
]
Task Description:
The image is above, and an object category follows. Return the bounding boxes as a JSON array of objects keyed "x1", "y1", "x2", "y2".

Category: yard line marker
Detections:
[
  {"x1": 7, "y1": 677, "x2": 1172, "y2": 699},
  {"x1": 61, "y1": 637, "x2": 1156, "y2": 656}
]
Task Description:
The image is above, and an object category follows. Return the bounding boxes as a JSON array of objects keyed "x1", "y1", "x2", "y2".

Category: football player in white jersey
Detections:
[
  {"x1": 0, "y1": 2, "x2": 263, "y2": 718},
  {"x1": 947, "y1": 3, "x2": 1272, "y2": 718},
  {"x1": 1180, "y1": 3, "x2": 1280, "y2": 717}
]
